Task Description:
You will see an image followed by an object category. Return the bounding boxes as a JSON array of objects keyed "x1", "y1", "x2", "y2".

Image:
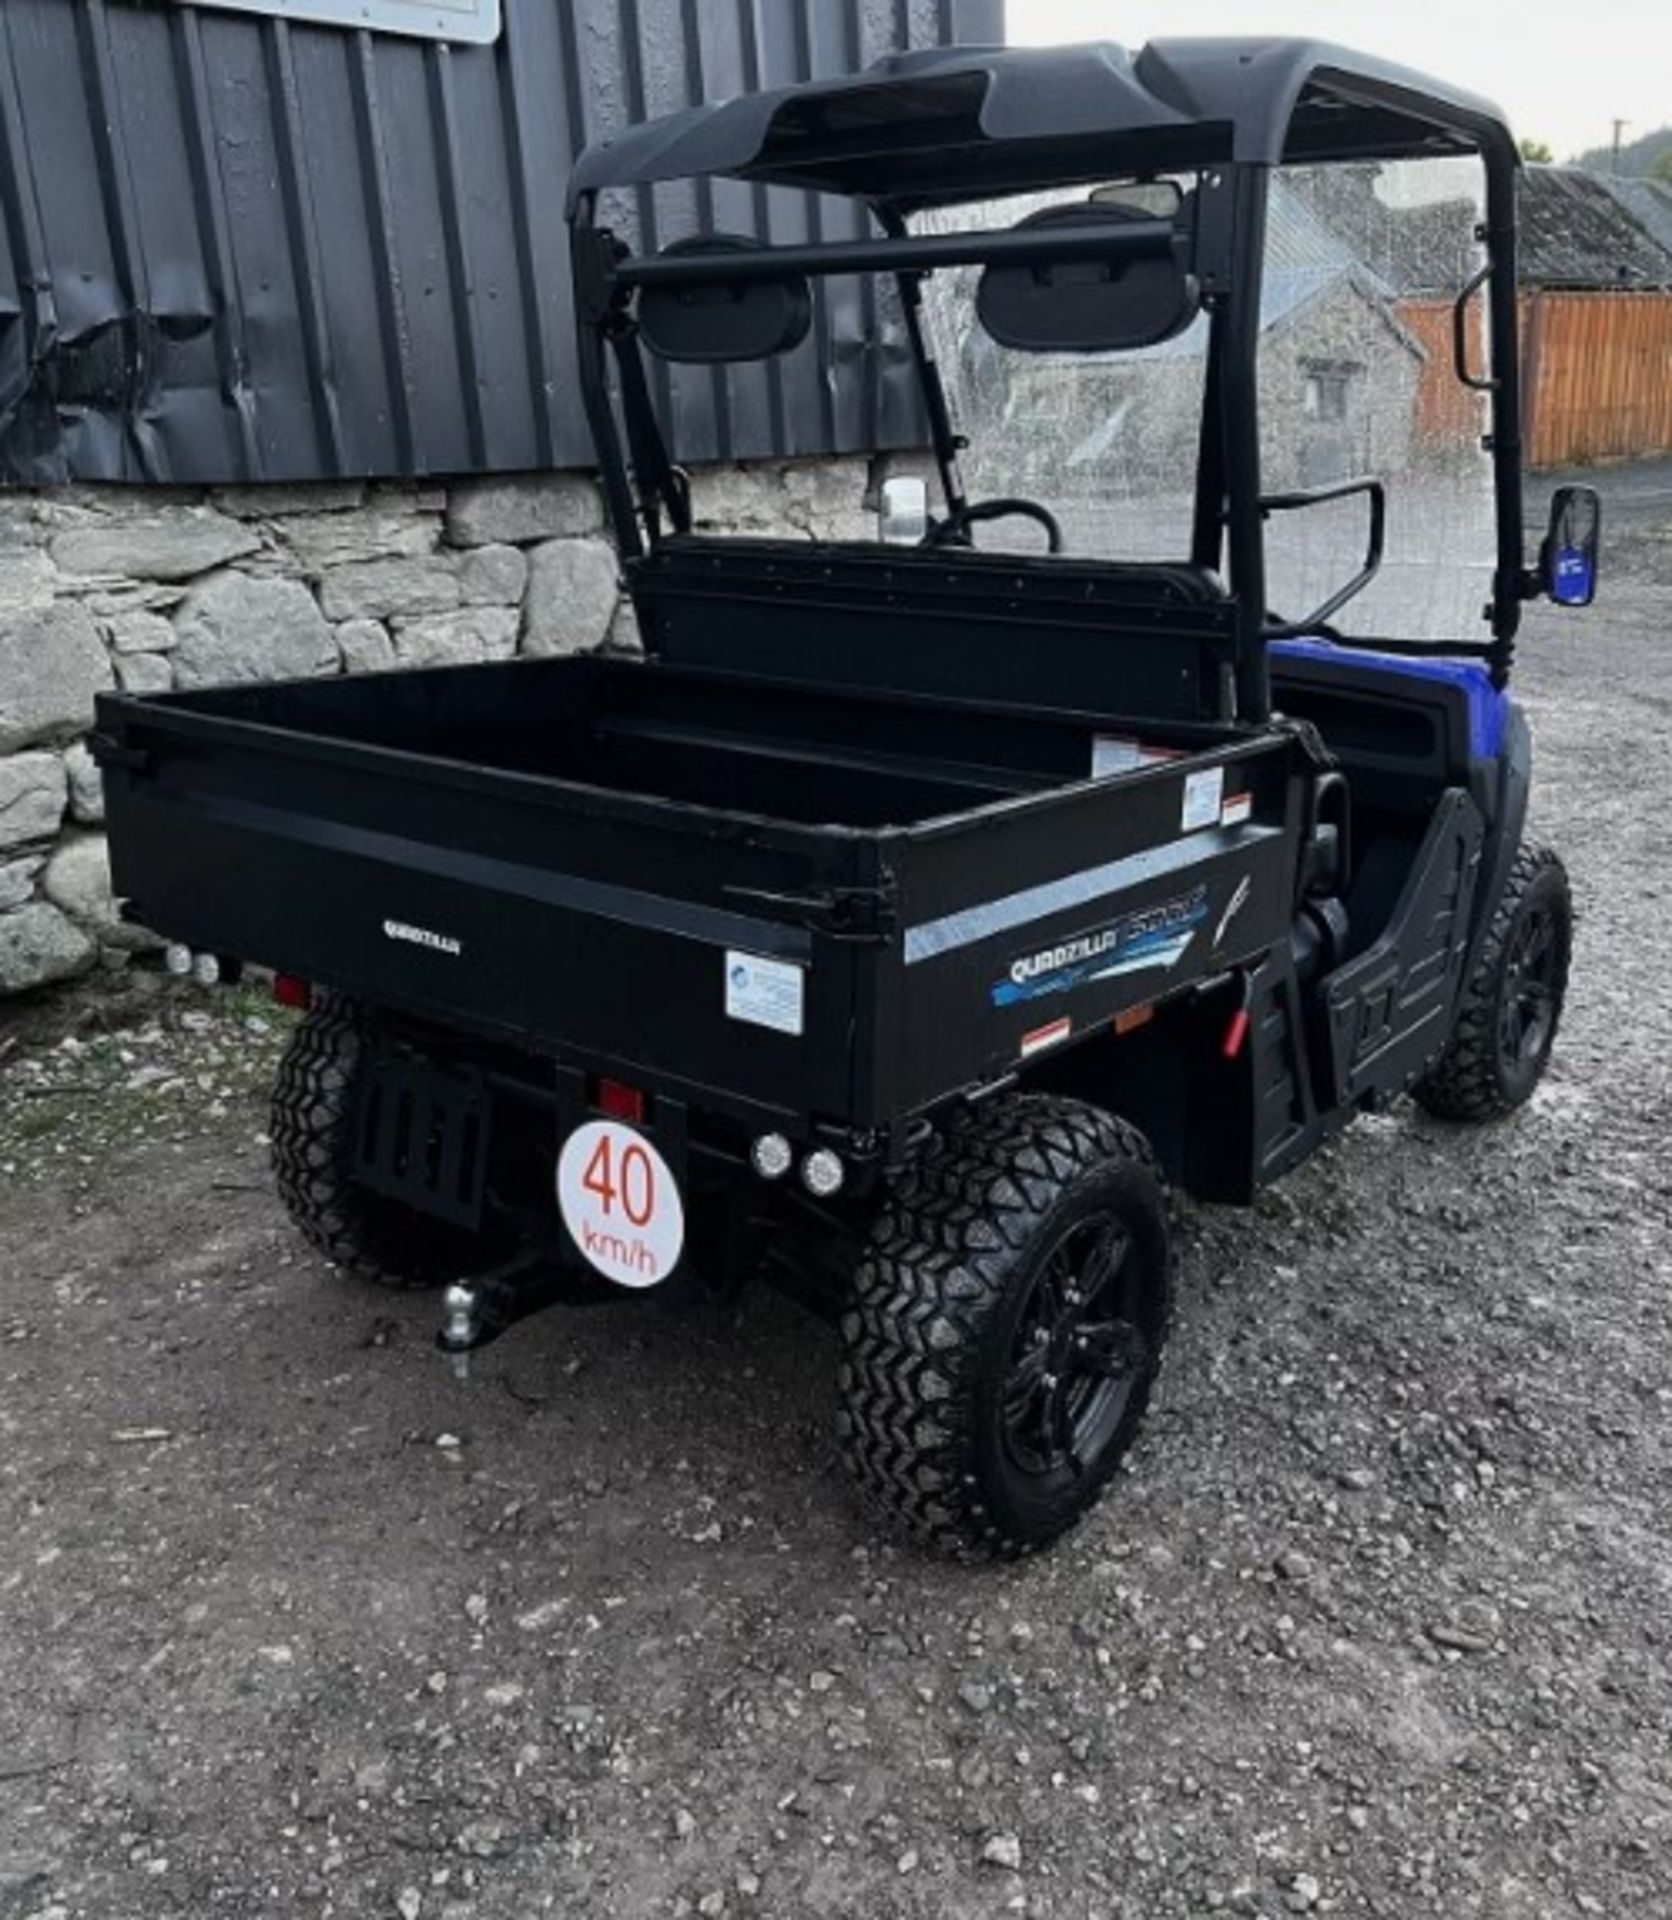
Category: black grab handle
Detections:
[{"x1": 1452, "y1": 259, "x2": 1497, "y2": 394}]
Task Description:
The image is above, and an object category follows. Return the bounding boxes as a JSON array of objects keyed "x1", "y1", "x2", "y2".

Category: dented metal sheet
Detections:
[{"x1": 0, "y1": 0, "x2": 994, "y2": 485}]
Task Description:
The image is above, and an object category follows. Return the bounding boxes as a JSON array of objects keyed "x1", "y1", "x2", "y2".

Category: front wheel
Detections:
[
  {"x1": 1414, "y1": 843, "x2": 1572, "y2": 1122},
  {"x1": 837, "y1": 1094, "x2": 1172, "y2": 1559}
]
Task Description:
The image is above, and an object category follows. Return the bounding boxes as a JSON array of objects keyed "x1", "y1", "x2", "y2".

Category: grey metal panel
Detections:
[{"x1": 0, "y1": 0, "x2": 999, "y2": 484}]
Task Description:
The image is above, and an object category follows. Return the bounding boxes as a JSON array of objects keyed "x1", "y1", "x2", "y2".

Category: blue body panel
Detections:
[{"x1": 1269, "y1": 638, "x2": 1508, "y2": 759}]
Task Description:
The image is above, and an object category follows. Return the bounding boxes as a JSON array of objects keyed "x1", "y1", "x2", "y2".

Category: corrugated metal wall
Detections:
[{"x1": 0, "y1": 0, "x2": 999, "y2": 485}]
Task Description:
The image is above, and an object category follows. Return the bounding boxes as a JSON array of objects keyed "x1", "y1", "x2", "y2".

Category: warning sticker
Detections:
[
  {"x1": 725, "y1": 951, "x2": 805, "y2": 1036},
  {"x1": 1220, "y1": 790, "x2": 1253, "y2": 828},
  {"x1": 1181, "y1": 765, "x2": 1225, "y2": 833},
  {"x1": 1091, "y1": 735, "x2": 1185, "y2": 779},
  {"x1": 557, "y1": 1120, "x2": 684, "y2": 1289}
]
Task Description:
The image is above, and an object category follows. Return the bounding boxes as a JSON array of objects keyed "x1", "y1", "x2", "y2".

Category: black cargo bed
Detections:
[
  {"x1": 141, "y1": 652, "x2": 1126, "y2": 827},
  {"x1": 96, "y1": 653, "x2": 1301, "y2": 1134}
]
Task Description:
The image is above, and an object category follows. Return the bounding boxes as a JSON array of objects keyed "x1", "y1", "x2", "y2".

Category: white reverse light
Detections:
[
  {"x1": 164, "y1": 942, "x2": 192, "y2": 977},
  {"x1": 751, "y1": 1132, "x2": 794, "y2": 1181},
  {"x1": 192, "y1": 952, "x2": 221, "y2": 988},
  {"x1": 800, "y1": 1148, "x2": 845, "y2": 1198}
]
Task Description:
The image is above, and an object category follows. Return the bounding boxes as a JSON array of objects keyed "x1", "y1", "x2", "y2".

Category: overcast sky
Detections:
[{"x1": 1006, "y1": 1, "x2": 1669, "y2": 162}]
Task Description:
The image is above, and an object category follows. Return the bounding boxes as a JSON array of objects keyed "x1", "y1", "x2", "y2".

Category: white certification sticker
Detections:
[
  {"x1": 724, "y1": 950, "x2": 805, "y2": 1036},
  {"x1": 557, "y1": 1120, "x2": 684, "y2": 1288},
  {"x1": 1181, "y1": 765, "x2": 1225, "y2": 833},
  {"x1": 1091, "y1": 734, "x2": 1143, "y2": 778}
]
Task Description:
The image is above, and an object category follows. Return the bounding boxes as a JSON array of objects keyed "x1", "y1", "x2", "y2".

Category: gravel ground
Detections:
[{"x1": 2, "y1": 479, "x2": 1669, "y2": 1920}]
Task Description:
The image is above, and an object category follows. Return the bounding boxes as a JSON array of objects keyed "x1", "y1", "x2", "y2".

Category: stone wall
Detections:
[{"x1": 0, "y1": 457, "x2": 872, "y2": 997}]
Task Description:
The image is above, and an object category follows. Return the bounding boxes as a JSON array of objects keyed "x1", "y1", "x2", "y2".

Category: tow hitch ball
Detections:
[
  {"x1": 435, "y1": 1257, "x2": 561, "y2": 1379},
  {"x1": 439, "y1": 1285, "x2": 482, "y2": 1381}
]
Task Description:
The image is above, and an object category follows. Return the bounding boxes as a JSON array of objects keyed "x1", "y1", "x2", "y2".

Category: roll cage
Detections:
[{"x1": 567, "y1": 38, "x2": 1534, "y2": 722}]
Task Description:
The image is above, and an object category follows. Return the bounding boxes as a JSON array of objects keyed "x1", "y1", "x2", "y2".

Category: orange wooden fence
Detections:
[
  {"x1": 1396, "y1": 291, "x2": 1672, "y2": 470},
  {"x1": 1521, "y1": 291, "x2": 1672, "y2": 469},
  {"x1": 1397, "y1": 297, "x2": 1489, "y2": 452}
]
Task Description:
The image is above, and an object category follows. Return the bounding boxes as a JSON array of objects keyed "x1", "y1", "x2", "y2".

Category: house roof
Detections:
[
  {"x1": 1517, "y1": 166, "x2": 1672, "y2": 289},
  {"x1": 1279, "y1": 160, "x2": 1672, "y2": 294},
  {"x1": 1278, "y1": 164, "x2": 1483, "y2": 296},
  {"x1": 1591, "y1": 176, "x2": 1672, "y2": 264},
  {"x1": 1108, "y1": 268, "x2": 1346, "y2": 366},
  {"x1": 1266, "y1": 176, "x2": 1364, "y2": 275},
  {"x1": 1099, "y1": 180, "x2": 1409, "y2": 364}
]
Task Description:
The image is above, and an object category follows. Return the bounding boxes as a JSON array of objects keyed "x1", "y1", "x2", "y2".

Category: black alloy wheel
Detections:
[
  {"x1": 1000, "y1": 1212, "x2": 1153, "y2": 1481},
  {"x1": 839, "y1": 1093, "x2": 1172, "y2": 1558},
  {"x1": 1415, "y1": 843, "x2": 1572, "y2": 1121}
]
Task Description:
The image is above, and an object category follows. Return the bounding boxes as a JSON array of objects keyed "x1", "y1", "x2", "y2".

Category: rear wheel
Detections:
[
  {"x1": 1415, "y1": 843, "x2": 1572, "y2": 1121},
  {"x1": 837, "y1": 1094, "x2": 1172, "y2": 1559},
  {"x1": 271, "y1": 995, "x2": 496, "y2": 1288}
]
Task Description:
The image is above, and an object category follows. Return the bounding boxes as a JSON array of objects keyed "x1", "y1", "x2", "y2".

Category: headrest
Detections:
[
  {"x1": 637, "y1": 234, "x2": 812, "y2": 363},
  {"x1": 976, "y1": 200, "x2": 1199, "y2": 353}
]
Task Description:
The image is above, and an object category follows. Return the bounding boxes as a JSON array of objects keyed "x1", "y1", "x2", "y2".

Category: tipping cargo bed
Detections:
[{"x1": 95, "y1": 653, "x2": 1301, "y2": 1135}]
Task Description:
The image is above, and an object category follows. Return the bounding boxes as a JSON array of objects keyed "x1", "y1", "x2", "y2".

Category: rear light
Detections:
[
  {"x1": 801, "y1": 1148, "x2": 846, "y2": 1198},
  {"x1": 273, "y1": 974, "x2": 311, "y2": 1010},
  {"x1": 751, "y1": 1132, "x2": 793, "y2": 1180},
  {"x1": 1222, "y1": 1007, "x2": 1251, "y2": 1060},
  {"x1": 596, "y1": 1077, "x2": 647, "y2": 1124}
]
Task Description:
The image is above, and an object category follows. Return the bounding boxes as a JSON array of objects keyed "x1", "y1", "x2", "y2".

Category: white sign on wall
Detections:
[{"x1": 187, "y1": 0, "x2": 501, "y2": 46}]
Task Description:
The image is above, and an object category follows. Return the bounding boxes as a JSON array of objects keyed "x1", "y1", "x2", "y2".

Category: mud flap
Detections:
[{"x1": 351, "y1": 1041, "x2": 493, "y2": 1232}]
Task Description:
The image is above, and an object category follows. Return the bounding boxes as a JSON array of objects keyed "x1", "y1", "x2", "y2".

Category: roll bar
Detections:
[
  {"x1": 611, "y1": 219, "x2": 1180, "y2": 293},
  {"x1": 572, "y1": 131, "x2": 1532, "y2": 718}
]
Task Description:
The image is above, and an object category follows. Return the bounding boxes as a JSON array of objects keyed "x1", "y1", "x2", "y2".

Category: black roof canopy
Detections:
[{"x1": 568, "y1": 38, "x2": 1517, "y2": 212}]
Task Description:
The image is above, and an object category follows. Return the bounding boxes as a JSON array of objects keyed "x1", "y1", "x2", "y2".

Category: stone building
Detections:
[{"x1": 0, "y1": 458, "x2": 874, "y2": 994}]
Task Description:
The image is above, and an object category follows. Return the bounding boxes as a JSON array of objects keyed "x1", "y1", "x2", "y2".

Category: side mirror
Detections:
[
  {"x1": 878, "y1": 475, "x2": 929, "y2": 546},
  {"x1": 1540, "y1": 484, "x2": 1601, "y2": 607},
  {"x1": 1090, "y1": 180, "x2": 1183, "y2": 218}
]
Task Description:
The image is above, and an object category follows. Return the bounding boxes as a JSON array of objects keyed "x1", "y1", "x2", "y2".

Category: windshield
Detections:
[
  {"x1": 916, "y1": 181, "x2": 1209, "y2": 563},
  {"x1": 1259, "y1": 156, "x2": 1496, "y2": 642},
  {"x1": 602, "y1": 154, "x2": 1506, "y2": 656},
  {"x1": 907, "y1": 159, "x2": 1497, "y2": 642}
]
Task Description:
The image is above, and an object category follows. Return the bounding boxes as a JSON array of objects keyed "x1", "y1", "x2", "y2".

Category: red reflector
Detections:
[
  {"x1": 1222, "y1": 1007, "x2": 1251, "y2": 1061},
  {"x1": 273, "y1": 973, "x2": 310, "y2": 1010},
  {"x1": 1020, "y1": 1015, "x2": 1071, "y2": 1059},
  {"x1": 596, "y1": 1077, "x2": 646, "y2": 1124}
]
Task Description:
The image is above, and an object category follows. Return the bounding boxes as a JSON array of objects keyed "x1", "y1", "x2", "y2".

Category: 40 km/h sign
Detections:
[{"x1": 556, "y1": 1120, "x2": 685, "y2": 1289}]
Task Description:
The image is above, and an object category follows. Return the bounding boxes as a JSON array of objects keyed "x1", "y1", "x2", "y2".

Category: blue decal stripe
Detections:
[
  {"x1": 992, "y1": 928, "x2": 1199, "y2": 1006},
  {"x1": 903, "y1": 825, "x2": 1276, "y2": 965}
]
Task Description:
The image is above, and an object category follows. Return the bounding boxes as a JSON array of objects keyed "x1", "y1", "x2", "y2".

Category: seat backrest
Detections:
[{"x1": 628, "y1": 537, "x2": 1236, "y2": 722}]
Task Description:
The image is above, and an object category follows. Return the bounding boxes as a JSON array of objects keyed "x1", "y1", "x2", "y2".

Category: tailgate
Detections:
[{"x1": 94, "y1": 691, "x2": 865, "y2": 1125}]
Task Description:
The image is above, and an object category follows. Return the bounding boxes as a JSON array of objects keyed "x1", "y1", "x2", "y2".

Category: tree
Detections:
[
  {"x1": 1519, "y1": 137, "x2": 1555, "y2": 164},
  {"x1": 1574, "y1": 124, "x2": 1672, "y2": 177},
  {"x1": 1653, "y1": 148, "x2": 1672, "y2": 186}
]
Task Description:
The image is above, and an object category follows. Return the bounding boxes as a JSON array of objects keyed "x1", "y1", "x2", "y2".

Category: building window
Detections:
[{"x1": 1303, "y1": 370, "x2": 1351, "y2": 422}]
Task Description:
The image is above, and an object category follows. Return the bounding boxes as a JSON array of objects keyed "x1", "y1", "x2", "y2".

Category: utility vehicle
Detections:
[{"x1": 95, "y1": 39, "x2": 1595, "y2": 1557}]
